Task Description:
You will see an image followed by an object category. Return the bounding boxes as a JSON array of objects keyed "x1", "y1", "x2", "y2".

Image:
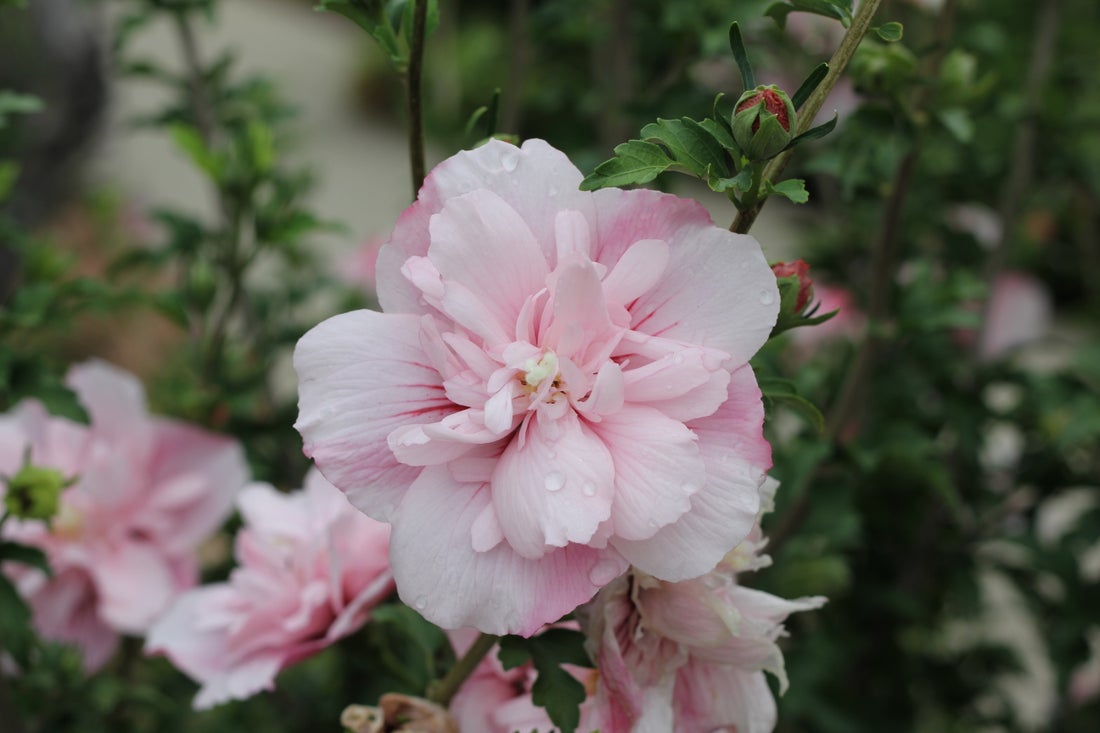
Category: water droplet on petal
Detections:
[
  {"x1": 414, "y1": 595, "x2": 427, "y2": 610},
  {"x1": 544, "y1": 471, "x2": 566, "y2": 492},
  {"x1": 548, "y1": 185, "x2": 558, "y2": 197},
  {"x1": 672, "y1": 353, "x2": 685, "y2": 365},
  {"x1": 681, "y1": 482, "x2": 700, "y2": 496},
  {"x1": 582, "y1": 481, "x2": 597, "y2": 497},
  {"x1": 500, "y1": 151, "x2": 519, "y2": 172},
  {"x1": 759, "y1": 289, "x2": 776, "y2": 305},
  {"x1": 588, "y1": 560, "x2": 621, "y2": 586}
]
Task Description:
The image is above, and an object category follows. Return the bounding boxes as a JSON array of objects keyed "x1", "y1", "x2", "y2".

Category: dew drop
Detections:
[
  {"x1": 414, "y1": 595, "x2": 427, "y2": 610},
  {"x1": 582, "y1": 481, "x2": 597, "y2": 497},
  {"x1": 589, "y1": 560, "x2": 621, "y2": 586},
  {"x1": 544, "y1": 471, "x2": 566, "y2": 492},
  {"x1": 501, "y1": 151, "x2": 520, "y2": 172},
  {"x1": 672, "y1": 352, "x2": 685, "y2": 365},
  {"x1": 759, "y1": 289, "x2": 776, "y2": 305},
  {"x1": 681, "y1": 482, "x2": 700, "y2": 496}
]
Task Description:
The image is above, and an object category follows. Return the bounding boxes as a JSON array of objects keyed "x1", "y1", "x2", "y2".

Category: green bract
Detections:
[{"x1": 3, "y1": 464, "x2": 71, "y2": 521}]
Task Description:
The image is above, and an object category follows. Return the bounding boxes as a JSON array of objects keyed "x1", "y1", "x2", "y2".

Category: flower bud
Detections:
[
  {"x1": 771, "y1": 259, "x2": 814, "y2": 313},
  {"x1": 732, "y1": 85, "x2": 796, "y2": 161},
  {"x1": 3, "y1": 464, "x2": 72, "y2": 521}
]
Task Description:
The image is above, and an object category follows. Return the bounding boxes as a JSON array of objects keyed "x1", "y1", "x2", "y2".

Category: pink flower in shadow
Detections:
[
  {"x1": 582, "y1": 485, "x2": 824, "y2": 733},
  {"x1": 448, "y1": 626, "x2": 598, "y2": 733},
  {"x1": 0, "y1": 361, "x2": 247, "y2": 670},
  {"x1": 146, "y1": 469, "x2": 394, "y2": 709},
  {"x1": 294, "y1": 139, "x2": 779, "y2": 635}
]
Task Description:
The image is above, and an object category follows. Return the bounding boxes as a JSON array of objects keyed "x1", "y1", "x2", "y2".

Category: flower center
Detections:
[{"x1": 522, "y1": 351, "x2": 559, "y2": 390}]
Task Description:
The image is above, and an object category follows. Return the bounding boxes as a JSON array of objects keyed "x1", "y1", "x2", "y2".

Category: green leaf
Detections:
[
  {"x1": 766, "y1": 0, "x2": 853, "y2": 29},
  {"x1": 709, "y1": 166, "x2": 754, "y2": 194},
  {"x1": 365, "y1": 604, "x2": 453, "y2": 694},
  {"x1": 783, "y1": 113, "x2": 838, "y2": 150},
  {"x1": 792, "y1": 63, "x2": 829, "y2": 110},
  {"x1": 0, "y1": 574, "x2": 34, "y2": 666},
  {"x1": 699, "y1": 116, "x2": 736, "y2": 150},
  {"x1": 765, "y1": 178, "x2": 809, "y2": 204},
  {"x1": 0, "y1": 91, "x2": 43, "y2": 128},
  {"x1": 936, "y1": 108, "x2": 973, "y2": 143},
  {"x1": 465, "y1": 88, "x2": 502, "y2": 142},
  {"x1": 168, "y1": 123, "x2": 220, "y2": 179},
  {"x1": 498, "y1": 629, "x2": 592, "y2": 733},
  {"x1": 0, "y1": 541, "x2": 51, "y2": 576},
  {"x1": 874, "y1": 22, "x2": 904, "y2": 42},
  {"x1": 727, "y1": 23, "x2": 755, "y2": 91},
  {"x1": 759, "y1": 377, "x2": 826, "y2": 434},
  {"x1": 0, "y1": 161, "x2": 19, "y2": 203},
  {"x1": 640, "y1": 118, "x2": 731, "y2": 179},
  {"x1": 244, "y1": 120, "x2": 275, "y2": 174},
  {"x1": 318, "y1": 0, "x2": 403, "y2": 62},
  {"x1": 580, "y1": 140, "x2": 674, "y2": 190}
]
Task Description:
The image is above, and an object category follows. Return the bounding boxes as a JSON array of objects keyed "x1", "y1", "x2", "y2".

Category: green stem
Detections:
[
  {"x1": 766, "y1": 0, "x2": 961, "y2": 557},
  {"x1": 730, "y1": 0, "x2": 883, "y2": 234},
  {"x1": 427, "y1": 632, "x2": 498, "y2": 707},
  {"x1": 405, "y1": 0, "x2": 429, "y2": 200},
  {"x1": 736, "y1": 161, "x2": 768, "y2": 214}
]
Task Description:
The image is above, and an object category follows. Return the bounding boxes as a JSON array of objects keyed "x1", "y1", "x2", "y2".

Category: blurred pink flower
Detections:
[
  {"x1": 583, "y1": 550, "x2": 824, "y2": 733},
  {"x1": 788, "y1": 282, "x2": 865, "y2": 356},
  {"x1": 0, "y1": 360, "x2": 247, "y2": 670},
  {"x1": 146, "y1": 469, "x2": 393, "y2": 709},
  {"x1": 448, "y1": 627, "x2": 598, "y2": 733},
  {"x1": 979, "y1": 272, "x2": 1053, "y2": 360},
  {"x1": 294, "y1": 139, "x2": 779, "y2": 635},
  {"x1": 336, "y1": 234, "x2": 388, "y2": 292}
]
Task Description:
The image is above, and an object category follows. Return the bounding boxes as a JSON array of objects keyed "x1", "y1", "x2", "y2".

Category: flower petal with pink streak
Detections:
[
  {"x1": 611, "y1": 366, "x2": 769, "y2": 579},
  {"x1": 377, "y1": 139, "x2": 594, "y2": 313},
  {"x1": 591, "y1": 188, "x2": 778, "y2": 363},
  {"x1": 590, "y1": 405, "x2": 704, "y2": 541},
  {"x1": 492, "y1": 410, "x2": 616, "y2": 558},
  {"x1": 426, "y1": 189, "x2": 549, "y2": 345},
  {"x1": 389, "y1": 466, "x2": 627, "y2": 636},
  {"x1": 295, "y1": 310, "x2": 455, "y2": 521}
]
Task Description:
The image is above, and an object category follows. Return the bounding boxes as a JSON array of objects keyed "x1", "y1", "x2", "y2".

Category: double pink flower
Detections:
[
  {"x1": 295, "y1": 139, "x2": 780, "y2": 634},
  {"x1": 0, "y1": 361, "x2": 247, "y2": 670},
  {"x1": 146, "y1": 469, "x2": 394, "y2": 709}
]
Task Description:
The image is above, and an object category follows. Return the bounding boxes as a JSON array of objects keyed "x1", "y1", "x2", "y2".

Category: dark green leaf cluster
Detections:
[{"x1": 498, "y1": 628, "x2": 593, "y2": 733}]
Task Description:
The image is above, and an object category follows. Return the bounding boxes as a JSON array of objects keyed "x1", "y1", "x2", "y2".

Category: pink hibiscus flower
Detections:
[
  {"x1": 0, "y1": 360, "x2": 247, "y2": 670},
  {"x1": 583, "y1": 550, "x2": 825, "y2": 733},
  {"x1": 294, "y1": 139, "x2": 779, "y2": 635},
  {"x1": 146, "y1": 469, "x2": 394, "y2": 709}
]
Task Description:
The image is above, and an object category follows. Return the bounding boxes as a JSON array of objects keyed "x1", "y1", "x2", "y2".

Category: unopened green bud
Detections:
[
  {"x1": 4, "y1": 464, "x2": 71, "y2": 521},
  {"x1": 732, "y1": 85, "x2": 797, "y2": 161}
]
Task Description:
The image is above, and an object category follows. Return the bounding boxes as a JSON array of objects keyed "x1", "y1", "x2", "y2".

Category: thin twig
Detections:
[
  {"x1": 731, "y1": 0, "x2": 884, "y2": 234},
  {"x1": 406, "y1": 0, "x2": 429, "y2": 199},
  {"x1": 767, "y1": 0, "x2": 961, "y2": 556},
  {"x1": 427, "y1": 632, "x2": 498, "y2": 707},
  {"x1": 973, "y1": 0, "x2": 1063, "y2": 354},
  {"x1": 169, "y1": 9, "x2": 218, "y2": 149},
  {"x1": 501, "y1": 0, "x2": 531, "y2": 133}
]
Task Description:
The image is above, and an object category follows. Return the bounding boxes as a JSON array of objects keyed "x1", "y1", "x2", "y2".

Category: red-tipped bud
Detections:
[
  {"x1": 772, "y1": 259, "x2": 814, "y2": 313},
  {"x1": 732, "y1": 85, "x2": 797, "y2": 161}
]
